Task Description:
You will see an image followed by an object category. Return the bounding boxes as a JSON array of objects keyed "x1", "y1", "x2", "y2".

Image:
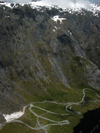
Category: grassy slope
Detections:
[
  {"x1": 1, "y1": 54, "x2": 100, "y2": 133},
  {"x1": 1, "y1": 83, "x2": 100, "y2": 133}
]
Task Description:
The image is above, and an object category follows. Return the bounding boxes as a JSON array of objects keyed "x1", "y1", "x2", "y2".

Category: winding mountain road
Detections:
[
  {"x1": 66, "y1": 88, "x2": 100, "y2": 114},
  {"x1": 1, "y1": 88, "x2": 100, "y2": 133}
]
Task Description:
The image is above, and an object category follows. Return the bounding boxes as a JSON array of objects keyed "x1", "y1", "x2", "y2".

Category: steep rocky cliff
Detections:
[{"x1": 0, "y1": 4, "x2": 100, "y2": 126}]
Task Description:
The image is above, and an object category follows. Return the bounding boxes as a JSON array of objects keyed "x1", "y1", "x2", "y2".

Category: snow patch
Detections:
[
  {"x1": 53, "y1": 29, "x2": 56, "y2": 32},
  {"x1": 89, "y1": 4, "x2": 100, "y2": 16},
  {"x1": 54, "y1": 26, "x2": 58, "y2": 29},
  {"x1": 68, "y1": 30, "x2": 72, "y2": 36},
  {"x1": 5, "y1": 15, "x2": 10, "y2": 18},
  {"x1": 3, "y1": 107, "x2": 25, "y2": 122},
  {"x1": 0, "y1": 1, "x2": 100, "y2": 17},
  {"x1": 0, "y1": 2, "x2": 12, "y2": 8},
  {"x1": 51, "y1": 15, "x2": 66, "y2": 24}
]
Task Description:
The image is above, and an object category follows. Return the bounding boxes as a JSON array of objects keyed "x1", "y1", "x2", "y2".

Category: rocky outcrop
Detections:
[{"x1": 0, "y1": 4, "x2": 100, "y2": 122}]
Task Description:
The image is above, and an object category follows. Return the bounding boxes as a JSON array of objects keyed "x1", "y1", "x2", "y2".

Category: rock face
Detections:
[{"x1": 0, "y1": 4, "x2": 100, "y2": 122}]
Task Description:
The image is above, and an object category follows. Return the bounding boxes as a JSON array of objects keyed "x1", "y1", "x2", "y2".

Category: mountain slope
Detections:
[{"x1": 0, "y1": 3, "x2": 100, "y2": 132}]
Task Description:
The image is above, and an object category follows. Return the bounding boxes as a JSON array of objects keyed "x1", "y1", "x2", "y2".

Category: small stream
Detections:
[{"x1": 74, "y1": 107, "x2": 100, "y2": 133}]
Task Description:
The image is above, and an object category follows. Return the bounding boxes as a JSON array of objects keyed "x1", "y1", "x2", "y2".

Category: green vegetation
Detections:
[
  {"x1": 1, "y1": 87, "x2": 100, "y2": 133},
  {"x1": 0, "y1": 123, "x2": 43, "y2": 133}
]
